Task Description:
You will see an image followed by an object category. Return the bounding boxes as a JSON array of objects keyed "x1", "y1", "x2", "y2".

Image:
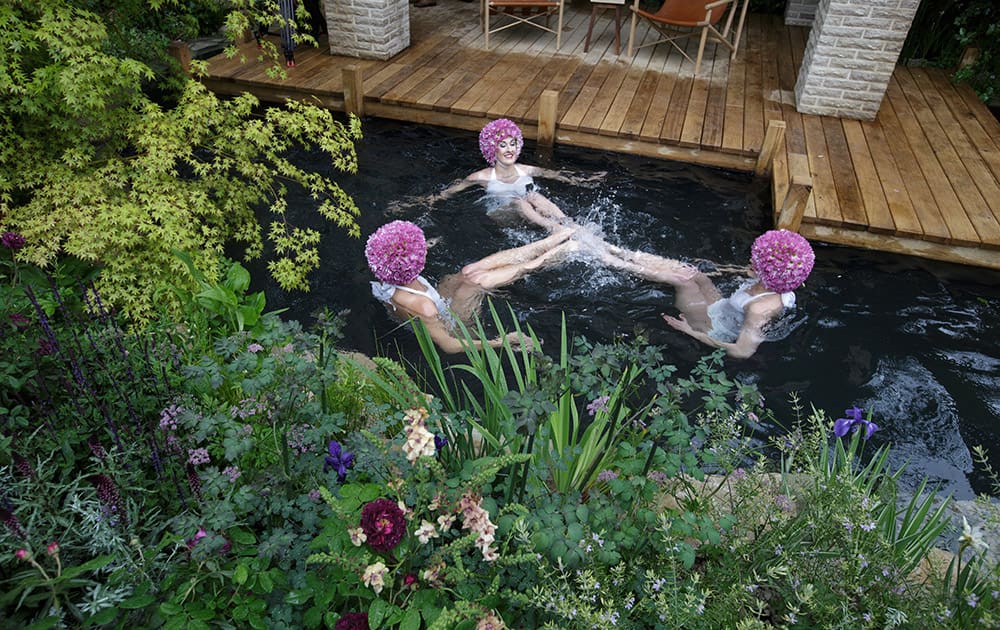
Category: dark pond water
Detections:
[{"x1": 247, "y1": 117, "x2": 1000, "y2": 500}]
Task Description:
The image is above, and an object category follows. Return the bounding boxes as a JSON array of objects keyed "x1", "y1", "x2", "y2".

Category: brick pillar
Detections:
[
  {"x1": 794, "y1": 0, "x2": 920, "y2": 120},
  {"x1": 324, "y1": 0, "x2": 409, "y2": 60},
  {"x1": 784, "y1": 0, "x2": 820, "y2": 27}
]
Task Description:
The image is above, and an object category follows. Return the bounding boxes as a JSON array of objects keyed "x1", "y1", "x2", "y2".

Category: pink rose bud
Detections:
[{"x1": 46, "y1": 541, "x2": 60, "y2": 555}]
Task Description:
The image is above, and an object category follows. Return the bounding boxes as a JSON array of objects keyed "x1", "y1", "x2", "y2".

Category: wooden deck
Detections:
[{"x1": 202, "y1": 2, "x2": 1000, "y2": 270}]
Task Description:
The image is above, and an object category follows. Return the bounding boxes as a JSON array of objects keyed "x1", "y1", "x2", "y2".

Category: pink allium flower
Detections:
[
  {"x1": 46, "y1": 541, "x2": 60, "y2": 556},
  {"x1": 750, "y1": 229, "x2": 815, "y2": 293},
  {"x1": 15, "y1": 548, "x2": 29, "y2": 560},
  {"x1": 365, "y1": 221, "x2": 427, "y2": 285},
  {"x1": 478, "y1": 118, "x2": 523, "y2": 166},
  {"x1": 360, "y1": 498, "x2": 406, "y2": 552}
]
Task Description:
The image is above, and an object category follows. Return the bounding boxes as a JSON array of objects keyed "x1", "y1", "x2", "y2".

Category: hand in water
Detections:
[
  {"x1": 662, "y1": 314, "x2": 693, "y2": 334},
  {"x1": 572, "y1": 171, "x2": 608, "y2": 187}
]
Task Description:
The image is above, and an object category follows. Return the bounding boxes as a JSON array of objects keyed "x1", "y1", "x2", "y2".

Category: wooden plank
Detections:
[
  {"x1": 911, "y1": 68, "x2": 1000, "y2": 233},
  {"x1": 885, "y1": 74, "x2": 979, "y2": 245},
  {"x1": 600, "y1": 62, "x2": 649, "y2": 136},
  {"x1": 486, "y1": 57, "x2": 550, "y2": 118},
  {"x1": 802, "y1": 224, "x2": 1000, "y2": 271},
  {"x1": 821, "y1": 117, "x2": 867, "y2": 228},
  {"x1": 741, "y1": 13, "x2": 765, "y2": 153},
  {"x1": 840, "y1": 119, "x2": 894, "y2": 233},
  {"x1": 506, "y1": 55, "x2": 578, "y2": 120},
  {"x1": 457, "y1": 54, "x2": 527, "y2": 116},
  {"x1": 638, "y1": 52, "x2": 682, "y2": 143},
  {"x1": 395, "y1": 40, "x2": 476, "y2": 110},
  {"x1": 874, "y1": 95, "x2": 951, "y2": 242},
  {"x1": 859, "y1": 113, "x2": 923, "y2": 238},
  {"x1": 561, "y1": 61, "x2": 615, "y2": 131},
  {"x1": 660, "y1": 68, "x2": 694, "y2": 143},
  {"x1": 700, "y1": 49, "x2": 728, "y2": 149},
  {"x1": 775, "y1": 21, "x2": 805, "y2": 155},
  {"x1": 680, "y1": 51, "x2": 713, "y2": 147},
  {"x1": 720, "y1": 22, "x2": 747, "y2": 153},
  {"x1": 800, "y1": 114, "x2": 842, "y2": 226},
  {"x1": 894, "y1": 68, "x2": 1000, "y2": 247},
  {"x1": 580, "y1": 61, "x2": 631, "y2": 134},
  {"x1": 941, "y1": 78, "x2": 1000, "y2": 186},
  {"x1": 619, "y1": 69, "x2": 660, "y2": 139}
]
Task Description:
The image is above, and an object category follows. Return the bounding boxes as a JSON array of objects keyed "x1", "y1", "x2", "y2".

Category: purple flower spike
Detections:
[
  {"x1": 1, "y1": 231, "x2": 26, "y2": 250},
  {"x1": 324, "y1": 440, "x2": 354, "y2": 483}
]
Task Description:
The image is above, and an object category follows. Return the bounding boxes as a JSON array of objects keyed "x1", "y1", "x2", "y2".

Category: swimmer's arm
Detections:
[
  {"x1": 661, "y1": 313, "x2": 764, "y2": 360},
  {"x1": 527, "y1": 166, "x2": 608, "y2": 186},
  {"x1": 419, "y1": 317, "x2": 526, "y2": 354},
  {"x1": 433, "y1": 175, "x2": 480, "y2": 201}
]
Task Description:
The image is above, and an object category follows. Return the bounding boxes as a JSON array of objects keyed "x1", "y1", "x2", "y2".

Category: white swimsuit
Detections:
[
  {"x1": 706, "y1": 279, "x2": 795, "y2": 343},
  {"x1": 371, "y1": 276, "x2": 456, "y2": 329},
  {"x1": 485, "y1": 165, "x2": 534, "y2": 198}
]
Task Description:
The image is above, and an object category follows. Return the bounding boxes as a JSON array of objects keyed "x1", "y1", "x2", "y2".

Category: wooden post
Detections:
[
  {"x1": 755, "y1": 120, "x2": 786, "y2": 177},
  {"x1": 343, "y1": 66, "x2": 365, "y2": 117},
  {"x1": 775, "y1": 153, "x2": 811, "y2": 233},
  {"x1": 168, "y1": 40, "x2": 191, "y2": 74},
  {"x1": 537, "y1": 90, "x2": 558, "y2": 147},
  {"x1": 958, "y1": 47, "x2": 980, "y2": 69}
]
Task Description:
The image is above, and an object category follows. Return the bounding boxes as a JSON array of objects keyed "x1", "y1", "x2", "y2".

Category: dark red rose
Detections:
[
  {"x1": 360, "y1": 498, "x2": 406, "y2": 553},
  {"x1": 334, "y1": 612, "x2": 369, "y2": 630}
]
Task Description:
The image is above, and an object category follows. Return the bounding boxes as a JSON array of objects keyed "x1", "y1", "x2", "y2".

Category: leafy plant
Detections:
[
  {"x1": 171, "y1": 250, "x2": 268, "y2": 336},
  {"x1": 0, "y1": 1, "x2": 363, "y2": 323}
]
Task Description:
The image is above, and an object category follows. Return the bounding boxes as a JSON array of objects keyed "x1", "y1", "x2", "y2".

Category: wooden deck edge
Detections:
[{"x1": 801, "y1": 224, "x2": 1000, "y2": 271}]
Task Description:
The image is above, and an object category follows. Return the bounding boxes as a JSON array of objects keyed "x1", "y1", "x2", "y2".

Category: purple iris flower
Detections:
[
  {"x1": 434, "y1": 434, "x2": 447, "y2": 455},
  {"x1": 323, "y1": 440, "x2": 353, "y2": 482},
  {"x1": 833, "y1": 406, "x2": 879, "y2": 440}
]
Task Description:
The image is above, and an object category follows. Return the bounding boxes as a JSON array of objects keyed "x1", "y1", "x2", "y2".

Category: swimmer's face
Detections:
[{"x1": 496, "y1": 136, "x2": 520, "y2": 165}]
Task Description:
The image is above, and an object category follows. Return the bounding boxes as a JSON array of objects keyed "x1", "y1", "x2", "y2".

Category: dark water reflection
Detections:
[{"x1": 247, "y1": 118, "x2": 1000, "y2": 499}]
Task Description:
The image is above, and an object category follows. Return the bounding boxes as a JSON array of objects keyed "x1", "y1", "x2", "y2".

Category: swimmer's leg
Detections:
[
  {"x1": 599, "y1": 245, "x2": 719, "y2": 330},
  {"x1": 525, "y1": 191, "x2": 568, "y2": 220},
  {"x1": 462, "y1": 228, "x2": 575, "y2": 277},
  {"x1": 463, "y1": 231, "x2": 579, "y2": 289},
  {"x1": 512, "y1": 198, "x2": 565, "y2": 232}
]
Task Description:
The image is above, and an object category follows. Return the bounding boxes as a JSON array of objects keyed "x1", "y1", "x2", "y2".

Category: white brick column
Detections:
[
  {"x1": 794, "y1": 0, "x2": 920, "y2": 120},
  {"x1": 324, "y1": 0, "x2": 410, "y2": 60},
  {"x1": 784, "y1": 0, "x2": 819, "y2": 27}
]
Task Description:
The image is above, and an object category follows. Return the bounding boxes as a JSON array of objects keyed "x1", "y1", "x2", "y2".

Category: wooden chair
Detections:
[
  {"x1": 483, "y1": 0, "x2": 565, "y2": 51},
  {"x1": 626, "y1": 0, "x2": 748, "y2": 74}
]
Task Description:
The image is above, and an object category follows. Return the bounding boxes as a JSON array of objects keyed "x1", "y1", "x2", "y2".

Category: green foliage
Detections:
[
  {"x1": 171, "y1": 250, "x2": 268, "y2": 337},
  {"x1": 0, "y1": 1, "x2": 362, "y2": 323},
  {"x1": 901, "y1": 0, "x2": 999, "y2": 103}
]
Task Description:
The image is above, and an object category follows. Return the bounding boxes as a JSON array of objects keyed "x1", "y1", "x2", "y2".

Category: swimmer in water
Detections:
[
  {"x1": 366, "y1": 220, "x2": 580, "y2": 354},
  {"x1": 393, "y1": 119, "x2": 605, "y2": 231},
  {"x1": 598, "y1": 229, "x2": 815, "y2": 359}
]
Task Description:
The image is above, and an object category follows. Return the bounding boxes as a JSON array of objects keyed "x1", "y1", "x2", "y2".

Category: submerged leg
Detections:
[{"x1": 599, "y1": 245, "x2": 720, "y2": 330}]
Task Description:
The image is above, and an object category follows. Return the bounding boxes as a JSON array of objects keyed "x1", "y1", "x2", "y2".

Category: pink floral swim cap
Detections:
[
  {"x1": 365, "y1": 221, "x2": 427, "y2": 285},
  {"x1": 479, "y1": 118, "x2": 523, "y2": 166},
  {"x1": 750, "y1": 229, "x2": 815, "y2": 293}
]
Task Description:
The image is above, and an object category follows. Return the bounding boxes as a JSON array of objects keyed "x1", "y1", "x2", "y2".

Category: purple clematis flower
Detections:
[
  {"x1": 324, "y1": 440, "x2": 354, "y2": 482},
  {"x1": 833, "y1": 406, "x2": 879, "y2": 440}
]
